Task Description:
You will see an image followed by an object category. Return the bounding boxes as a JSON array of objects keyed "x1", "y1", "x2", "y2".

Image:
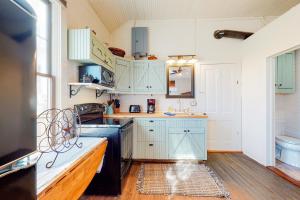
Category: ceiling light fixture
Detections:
[{"x1": 167, "y1": 55, "x2": 197, "y2": 65}]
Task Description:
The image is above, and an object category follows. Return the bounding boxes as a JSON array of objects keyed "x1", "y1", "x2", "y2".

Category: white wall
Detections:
[
  {"x1": 275, "y1": 50, "x2": 300, "y2": 139},
  {"x1": 60, "y1": 0, "x2": 111, "y2": 109},
  {"x1": 241, "y1": 4, "x2": 300, "y2": 166},
  {"x1": 110, "y1": 17, "x2": 274, "y2": 151},
  {"x1": 111, "y1": 18, "x2": 274, "y2": 113},
  {"x1": 111, "y1": 18, "x2": 274, "y2": 62}
]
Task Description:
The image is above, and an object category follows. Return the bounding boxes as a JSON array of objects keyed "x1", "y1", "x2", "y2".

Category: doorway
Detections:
[{"x1": 270, "y1": 48, "x2": 300, "y2": 183}]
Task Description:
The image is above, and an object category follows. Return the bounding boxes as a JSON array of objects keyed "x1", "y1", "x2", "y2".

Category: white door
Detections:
[{"x1": 198, "y1": 63, "x2": 241, "y2": 151}]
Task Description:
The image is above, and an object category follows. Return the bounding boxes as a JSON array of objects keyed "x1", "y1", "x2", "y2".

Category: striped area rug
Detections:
[{"x1": 137, "y1": 162, "x2": 230, "y2": 199}]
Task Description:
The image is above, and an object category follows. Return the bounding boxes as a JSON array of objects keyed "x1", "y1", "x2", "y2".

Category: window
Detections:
[
  {"x1": 27, "y1": 0, "x2": 53, "y2": 115},
  {"x1": 27, "y1": 0, "x2": 54, "y2": 148}
]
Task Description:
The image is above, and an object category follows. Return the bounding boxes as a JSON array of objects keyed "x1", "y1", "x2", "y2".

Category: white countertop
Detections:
[{"x1": 36, "y1": 137, "x2": 106, "y2": 194}]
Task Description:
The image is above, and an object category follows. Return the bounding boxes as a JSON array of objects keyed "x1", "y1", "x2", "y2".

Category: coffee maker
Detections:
[{"x1": 147, "y1": 99, "x2": 156, "y2": 113}]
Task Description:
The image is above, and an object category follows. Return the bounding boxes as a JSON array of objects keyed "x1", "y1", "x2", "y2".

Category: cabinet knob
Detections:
[
  {"x1": 128, "y1": 86, "x2": 131, "y2": 88},
  {"x1": 146, "y1": 86, "x2": 149, "y2": 88},
  {"x1": 187, "y1": 130, "x2": 190, "y2": 132},
  {"x1": 149, "y1": 129, "x2": 154, "y2": 132},
  {"x1": 149, "y1": 120, "x2": 154, "y2": 123},
  {"x1": 149, "y1": 86, "x2": 152, "y2": 88},
  {"x1": 279, "y1": 83, "x2": 282, "y2": 86},
  {"x1": 149, "y1": 144, "x2": 154, "y2": 146}
]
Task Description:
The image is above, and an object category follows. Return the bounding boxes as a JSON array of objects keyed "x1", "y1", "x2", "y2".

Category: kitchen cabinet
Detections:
[
  {"x1": 168, "y1": 119, "x2": 206, "y2": 160},
  {"x1": 134, "y1": 119, "x2": 167, "y2": 159},
  {"x1": 276, "y1": 52, "x2": 295, "y2": 94},
  {"x1": 133, "y1": 118, "x2": 207, "y2": 160},
  {"x1": 132, "y1": 61, "x2": 149, "y2": 92},
  {"x1": 115, "y1": 57, "x2": 132, "y2": 92},
  {"x1": 132, "y1": 60, "x2": 166, "y2": 94},
  {"x1": 68, "y1": 28, "x2": 114, "y2": 71}
]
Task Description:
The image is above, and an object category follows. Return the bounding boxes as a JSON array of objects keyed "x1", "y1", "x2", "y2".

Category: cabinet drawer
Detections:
[
  {"x1": 137, "y1": 119, "x2": 165, "y2": 127},
  {"x1": 168, "y1": 127, "x2": 205, "y2": 134},
  {"x1": 136, "y1": 142, "x2": 166, "y2": 159},
  {"x1": 167, "y1": 119, "x2": 205, "y2": 128},
  {"x1": 137, "y1": 127, "x2": 164, "y2": 141}
]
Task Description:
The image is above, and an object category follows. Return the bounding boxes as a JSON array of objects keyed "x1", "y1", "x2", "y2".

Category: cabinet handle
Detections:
[
  {"x1": 149, "y1": 120, "x2": 154, "y2": 123},
  {"x1": 149, "y1": 129, "x2": 154, "y2": 132},
  {"x1": 149, "y1": 144, "x2": 154, "y2": 146},
  {"x1": 128, "y1": 86, "x2": 131, "y2": 88},
  {"x1": 187, "y1": 130, "x2": 190, "y2": 132},
  {"x1": 149, "y1": 86, "x2": 152, "y2": 88},
  {"x1": 146, "y1": 86, "x2": 149, "y2": 88},
  {"x1": 184, "y1": 130, "x2": 187, "y2": 132}
]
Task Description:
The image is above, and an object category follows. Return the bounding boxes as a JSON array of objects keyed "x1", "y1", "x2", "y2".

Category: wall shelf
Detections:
[{"x1": 68, "y1": 83, "x2": 114, "y2": 99}]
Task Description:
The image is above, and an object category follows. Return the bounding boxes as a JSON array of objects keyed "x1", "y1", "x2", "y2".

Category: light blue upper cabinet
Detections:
[
  {"x1": 148, "y1": 61, "x2": 166, "y2": 93},
  {"x1": 276, "y1": 51, "x2": 295, "y2": 93},
  {"x1": 115, "y1": 58, "x2": 132, "y2": 92},
  {"x1": 132, "y1": 60, "x2": 166, "y2": 94},
  {"x1": 132, "y1": 61, "x2": 149, "y2": 92}
]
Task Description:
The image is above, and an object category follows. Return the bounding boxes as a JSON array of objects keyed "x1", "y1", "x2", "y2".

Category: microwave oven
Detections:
[{"x1": 79, "y1": 65, "x2": 115, "y2": 88}]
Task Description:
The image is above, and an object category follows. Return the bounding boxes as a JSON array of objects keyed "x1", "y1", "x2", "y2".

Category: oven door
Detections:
[
  {"x1": 120, "y1": 121, "x2": 133, "y2": 178},
  {"x1": 101, "y1": 67, "x2": 115, "y2": 88}
]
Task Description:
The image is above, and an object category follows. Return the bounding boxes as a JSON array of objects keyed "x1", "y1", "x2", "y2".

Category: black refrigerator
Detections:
[{"x1": 0, "y1": 1, "x2": 37, "y2": 200}]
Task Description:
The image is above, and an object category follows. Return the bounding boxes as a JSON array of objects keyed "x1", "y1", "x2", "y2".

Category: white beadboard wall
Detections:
[
  {"x1": 275, "y1": 49, "x2": 300, "y2": 139},
  {"x1": 111, "y1": 18, "x2": 275, "y2": 113},
  {"x1": 60, "y1": 0, "x2": 111, "y2": 109}
]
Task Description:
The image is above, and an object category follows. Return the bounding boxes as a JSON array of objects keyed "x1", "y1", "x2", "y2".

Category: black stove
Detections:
[
  {"x1": 80, "y1": 117, "x2": 132, "y2": 128},
  {"x1": 75, "y1": 103, "x2": 132, "y2": 128},
  {"x1": 74, "y1": 103, "x2": 133, "y2": 195}
]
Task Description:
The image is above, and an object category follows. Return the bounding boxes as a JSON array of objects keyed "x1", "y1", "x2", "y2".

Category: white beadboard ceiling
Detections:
[{"x1": 88, "y1": 0, "x2": 300, "y2": 31}]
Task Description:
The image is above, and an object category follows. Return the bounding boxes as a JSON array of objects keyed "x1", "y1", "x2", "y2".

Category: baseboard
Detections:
[
  {"x1": 267, "y1": 166, "x2": 300, "y2": 187},
  {"x1": 207, "y1": 150, "x2": 243, "y2": 153}
]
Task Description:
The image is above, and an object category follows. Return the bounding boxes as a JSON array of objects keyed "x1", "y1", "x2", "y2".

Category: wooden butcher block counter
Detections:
[
  {"x1": 37, "y1": 137, "x2": 107, "y2": 200},
  {"x1": 104, "y1": 112, "x2": 208, "y2": 119}
]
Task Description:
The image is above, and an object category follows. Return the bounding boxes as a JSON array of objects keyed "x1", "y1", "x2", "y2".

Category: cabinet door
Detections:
[
  {"x1": 115, "y1": 59, "x2": 131, "y2": 92},
  {"x1": 132, "y1": 61, "x2": 149, "y2": 92},
  {"x1": 168, "y1": 132, "x2": 205, "y2": 160},
  {"x1": 91, "y1": 35, "x2": 105, "y2": 61},
  {"x1": 276, "y1": 52, "x2": 295, "y2": 93},
  {"x1": 105, "y1": 50, "x2": 114, "y2": 70},
  {"x1": 148, "y1": 61, "x2": 166, "y2": 93}
]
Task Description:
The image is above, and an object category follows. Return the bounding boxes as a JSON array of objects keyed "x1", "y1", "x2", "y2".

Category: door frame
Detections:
[{"x1": 266, "y1": 45, "x2": 300, "y2": 166}]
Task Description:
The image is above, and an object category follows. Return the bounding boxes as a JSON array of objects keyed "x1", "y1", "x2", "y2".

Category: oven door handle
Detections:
[{"x1": 120, "y1": 121, "x2": 133, "y2": 132}]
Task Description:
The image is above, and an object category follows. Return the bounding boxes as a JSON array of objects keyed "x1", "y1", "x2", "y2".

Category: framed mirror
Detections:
[{"x1": 166, "y1": 64, "x2": 195, "y2": 98}]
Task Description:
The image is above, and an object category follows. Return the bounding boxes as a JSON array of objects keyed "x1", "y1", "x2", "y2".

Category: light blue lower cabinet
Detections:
[{"x1": 133, "y1": 118, "x2": 207, "y2": 160}]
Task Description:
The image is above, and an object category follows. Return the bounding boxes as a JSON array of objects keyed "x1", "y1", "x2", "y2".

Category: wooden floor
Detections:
[
  {"x1": 276, "y1": 159, "x2": 300, "y2": 181},
  {"x1": 81, "y1": 153, "x2": 300, "y2": 200}
]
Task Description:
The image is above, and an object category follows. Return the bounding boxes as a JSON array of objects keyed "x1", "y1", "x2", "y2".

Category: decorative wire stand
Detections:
[{"x1": 37, "y1": 108, "x2": 82, "y2": 168}]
